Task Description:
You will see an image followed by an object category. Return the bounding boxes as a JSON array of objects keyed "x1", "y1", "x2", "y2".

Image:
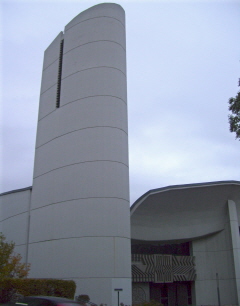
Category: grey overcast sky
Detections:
[{"x1": 1, "y1": 0, "x2": 240, "y2": 205}]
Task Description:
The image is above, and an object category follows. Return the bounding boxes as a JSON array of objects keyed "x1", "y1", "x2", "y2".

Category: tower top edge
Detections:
[{"x1": 65, "y1": 3, "x2": 125, "y2": 32}]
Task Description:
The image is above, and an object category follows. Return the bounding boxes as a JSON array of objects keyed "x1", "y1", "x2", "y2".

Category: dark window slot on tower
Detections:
[{"x1": 56, "y1": 39, "x2": 64, "y2": 108}]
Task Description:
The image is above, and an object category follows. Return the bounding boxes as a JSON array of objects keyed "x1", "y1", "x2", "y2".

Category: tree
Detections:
[
  {"x1": 228, "y1": 91, "x2": 240, "y2": 140},
  {"x1": 0, "y1": 232, "x2": 30, "y2": 278}
]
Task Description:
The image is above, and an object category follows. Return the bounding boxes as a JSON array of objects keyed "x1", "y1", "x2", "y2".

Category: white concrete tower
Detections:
[{"x1": 29, "y1": 4, "x2": 131, "y2": 305}]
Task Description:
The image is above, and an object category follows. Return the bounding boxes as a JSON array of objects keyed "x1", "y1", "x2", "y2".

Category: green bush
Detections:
[{"x1": 0, "y1": 278, "x2": 76, "y2": 303}]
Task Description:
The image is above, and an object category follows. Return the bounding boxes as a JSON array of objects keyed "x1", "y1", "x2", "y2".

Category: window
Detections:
[{"x1": 56, "y1": 39, "x2": 64, "y2": 108}]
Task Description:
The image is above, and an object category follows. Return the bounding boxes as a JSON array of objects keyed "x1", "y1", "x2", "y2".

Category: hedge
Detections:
[{"x1": 0, "y1": 278, "x2": 76, "y2": 303}]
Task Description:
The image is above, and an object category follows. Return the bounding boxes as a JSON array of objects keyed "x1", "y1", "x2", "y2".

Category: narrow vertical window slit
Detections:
[{"x1": 56, "y1": 39, "x2": 64, "y2": 108}]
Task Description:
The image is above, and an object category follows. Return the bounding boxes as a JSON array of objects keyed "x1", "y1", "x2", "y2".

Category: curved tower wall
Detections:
[{"x1": 29, "y1": 4, "x2": 131, "y2": 305}]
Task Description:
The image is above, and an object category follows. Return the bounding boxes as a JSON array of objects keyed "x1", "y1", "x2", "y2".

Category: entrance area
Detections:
[{"x1": 150, "y1": 282, "x2": 192, "y2": 306}]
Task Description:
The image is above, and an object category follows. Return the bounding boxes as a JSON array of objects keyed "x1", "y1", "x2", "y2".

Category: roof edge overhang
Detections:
[
  {"x1": 131, "y1": 229, "x2": 224, "y2": 245},
  {"x1": 0, "y1": 186, "x2": 32, "y2": 196},
  {"x1": 130, "y1": 180, "x2": 240, "y2": 215}
]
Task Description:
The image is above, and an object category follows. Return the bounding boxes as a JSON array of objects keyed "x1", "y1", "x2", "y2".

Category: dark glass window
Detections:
[
  {"x1": 56, "y1": 39, "x2": 64, "y2": 108},
  {"x1": 131, "y1": 241, "x2": 190, "y2": 255}
]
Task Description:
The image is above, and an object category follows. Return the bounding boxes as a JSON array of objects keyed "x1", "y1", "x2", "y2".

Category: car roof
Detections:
[
  {"x1": 28, "y1": 297, "x2": 73, "y2": 301},
  {"x1": 15, "y1": 296, "x2": 79, "y2": 305}
]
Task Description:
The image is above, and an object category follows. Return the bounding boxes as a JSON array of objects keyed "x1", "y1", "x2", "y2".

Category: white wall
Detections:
[
  {"x1": 193, "y1": 202, "x2": 239, "y2": 305},
  {"x1": 29, "y1": 4, "x2": 131, "y2": 305},
  {"x1": 0, "y1": 188, "x2": 31, "y2": 263}
]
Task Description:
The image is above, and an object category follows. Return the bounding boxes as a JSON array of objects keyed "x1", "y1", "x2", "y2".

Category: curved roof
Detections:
[{"x1": 131, "y1": 181, "x2": 240, "y2": 242}]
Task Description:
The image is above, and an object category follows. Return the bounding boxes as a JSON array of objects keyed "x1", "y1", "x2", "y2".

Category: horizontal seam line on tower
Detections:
[
  {"x1": 31, "y1": 196, "x2": 129, "y2": 211},
  {"x1": 61, "y1": 66, "x2": 126, "y2": 82},
  {"x1": 36, "y1": 126, "x2": 128, "y2": 149},
  {"x1": 63, "y1": 94, "x2": 127, "y2": 109},
  {"x1": 29, "y1": 236, "x2": 131, "y2": 244},
  {"x1": 63, "y1": 40, "x2": 126, "y2": 55},
  {"x1": 40, "y1": 82, "x2": 57, "y2": 95},
  {"x1": 33, "y1": 160, "x2": 129, "y2": 179},
  {"x1": 65, "y1": 16, "x2": 125, "y2": 32},
  {"x1": 0, "y1": 210, "x2": 28, "y2": 222},
  {"x1": 38, "y1": 109, "x2": 56, "y2": 121},
  {"x1": 38, "y1": 95, "x2": 127, "y2": 122},
  {"x1": 42, "y1": 57, "x2": 59, "y2": 72},
  {"x1": 41, "y1": 65, "x2": 126, "y2": 95},
  {"x1": 42, "y1": 40, "x2": 125, "y2": 72}
]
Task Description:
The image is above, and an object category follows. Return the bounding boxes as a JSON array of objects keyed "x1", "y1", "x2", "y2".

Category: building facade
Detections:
[
  {"x1": 1, "y1": 3, "x2": 240, "y2": 306},
  {"x1": 1, "y1": 181, "x2": 240, "y2": 305},
  {"x1": 131, "y1": 181, "x2": 240, "y2": 306},
  {"x1": 1, "y1": 4, "x2": 132, "y2": 306}
]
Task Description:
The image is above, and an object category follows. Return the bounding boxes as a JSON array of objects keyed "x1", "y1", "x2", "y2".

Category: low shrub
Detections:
[{"x1": 0, "y1": 278, "x2": 76, "y2": 303}]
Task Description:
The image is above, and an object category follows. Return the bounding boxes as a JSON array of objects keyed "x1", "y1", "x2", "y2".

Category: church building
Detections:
[{"x1": 1, "y1": 4, "x2": 239, "y2": 306}]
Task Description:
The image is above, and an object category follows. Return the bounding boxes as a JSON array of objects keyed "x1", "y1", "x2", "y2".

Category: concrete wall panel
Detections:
[
  {"x1": 0, "y1": 189, "x2": 31, "y2": 263},
  {"x1": 62, "y1": 41, "x2": 126, "y2": 78},
  {"x1": 1, "y1": 189, "x2": 31, "y2": 220},
  {"x1": 65, "y1": 3, "x2": 125, "y2": 32},
  {"x1": 236, "y1": 199, "x2": 240, "y2": 223},
  {"x1": 31, "y1": 162, "x2": 129, "y2": 209},
  {"x1": 29, "y1": 237, "x2": 117, "y2": 278},
  {"x1": 195, "y1": 278, "x2": 238, "y2": 305},
  {"x1": 34, "y1": 128, "x2": 128, "y2": 177},
  {"x1": 29, "y1": 198, "x2": 130, "y2": 242},
  {"x1": 42, "y1": 32, "x2": 63, "y2": 70},
  {"x1": 114, "y1": 237, "x2": 132, "y2": 277},
  {"x1": 38, "y1": 32, "x2": 63, "y2": 120},
  {"x1": 1, "y1": 213, "x2": 29, "y2": 248},
  {"x1": 64, "y1": 18, "x2": 125, "y2": 54},
  {"x1": 30, "y1": 4, "x2": 131, "y2": 304},
  {"x1": 193, "y1": 226, "x2": 238, "y2": 304},
  {"x1": 38, "y1": 85, "x2": 58, "y2": 120},
  {"x1": 40, "y1": 61, "x2": 59, "y2": 94},
  {"x1": 60, "y1": 68, "x2": 127, "y2": 106},
  {"x1": 36, "y1": 96, "x2": 127, "y2": 148}
]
